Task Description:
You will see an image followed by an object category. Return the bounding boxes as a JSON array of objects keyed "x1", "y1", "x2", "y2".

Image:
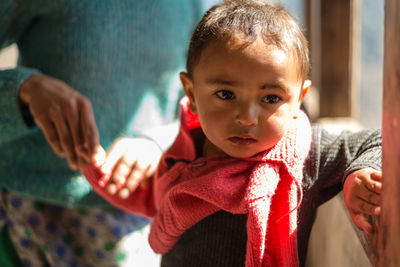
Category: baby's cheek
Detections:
[
  {"x1": 202, "y1": 120, "x2": 224, "y2": 141},
  {"x1": 258, "y1": 118, "x2": 288, "y2": 145},
  {"x1": 263, "y1": 115, "x2": 288, "y2": 134},
  {"x1": 202, "y1": 111, "x2": 227, "y2": 128}
]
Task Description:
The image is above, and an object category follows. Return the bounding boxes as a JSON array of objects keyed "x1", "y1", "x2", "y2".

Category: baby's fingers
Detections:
[
  {"x1": 358, "y1": 189, "x2": 381, "y2": 206},
  {"x1": 110, "y1": 159, "x2": 133, "y2": 188},
  {"x1": 369, "y1": 171, "x2": 382, "y2": 194},
  {"x1": 116, "y1": 167, "x2": 151, "y2": 199},
  {"x1": 101, "y1": 139, "x2": 128, "y2": 174},
  {"x1": 370, "y1": 170, "x2": 382, "y2": 181},
  {"x1": 125, "y1": 168, "x2": 146, "y2": 191},
  {"x1": 366, "y1": 180, "x2": 382, "y2": 195},
  {"x1": 353, "y1": 198, "x2": 380, "y2": 216},
  {"x1": 353, "y1": 213, "x2": 374, "y2": 235},
  {"x1": 106, "y1": 183, "x2": 118, "y2": 195}
]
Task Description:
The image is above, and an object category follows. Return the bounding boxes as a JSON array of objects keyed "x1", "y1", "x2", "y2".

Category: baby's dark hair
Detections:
[{"x1": 186, "y1": 0, "x2": 310, "y2": 81}]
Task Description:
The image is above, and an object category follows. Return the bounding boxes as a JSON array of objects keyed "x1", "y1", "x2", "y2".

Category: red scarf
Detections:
[{"x1": 85, "y1": 97, "x2": 312, "y2": 267}]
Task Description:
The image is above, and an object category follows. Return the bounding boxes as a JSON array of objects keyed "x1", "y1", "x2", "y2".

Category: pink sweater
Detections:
[{"x1": 84, "y1": 97, "x2": 312, "y2": 267}]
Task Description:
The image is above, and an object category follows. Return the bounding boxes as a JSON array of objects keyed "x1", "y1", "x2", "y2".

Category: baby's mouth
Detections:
[{"x1": 228, "y1": 136, "x2": 257, "y2": 145}]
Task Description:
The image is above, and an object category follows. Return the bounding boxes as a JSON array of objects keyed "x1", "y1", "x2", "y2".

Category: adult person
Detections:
[{"x1": 0, "y1": 0, "x2": 205, "y2": 266}]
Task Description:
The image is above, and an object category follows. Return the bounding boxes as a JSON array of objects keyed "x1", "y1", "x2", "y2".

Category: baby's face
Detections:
[{"x1": 182, "y1": 37, "x2": 309, "y2": 158}]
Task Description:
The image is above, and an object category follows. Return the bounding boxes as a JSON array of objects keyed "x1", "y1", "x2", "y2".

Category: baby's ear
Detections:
[
  {"x1": 299, "y1": 79, "x2": 311, "y2": 102},
  {"x1": 180, "y1": 72, "x2": 197, "y2": 113},
  {"x1": 293, "y1": 80, "x2": 312, "y2": 119}
]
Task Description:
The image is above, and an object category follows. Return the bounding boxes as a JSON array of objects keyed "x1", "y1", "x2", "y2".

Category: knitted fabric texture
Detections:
[
  {"x1": 0, "y1": 0, "x2": 203, "y2": 207},
  {"x1": 85, "y1": 97, "x2": 312, "y2": 267}
]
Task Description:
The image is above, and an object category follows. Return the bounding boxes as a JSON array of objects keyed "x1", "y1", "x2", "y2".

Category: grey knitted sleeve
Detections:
[{"x1": 303, "y1": 126, "x2": 382, "y2": 205}]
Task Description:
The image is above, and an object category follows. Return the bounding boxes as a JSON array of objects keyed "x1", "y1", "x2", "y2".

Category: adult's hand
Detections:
[{"x1": 19, "y1": 73, "x2": 99, "y2": 170}]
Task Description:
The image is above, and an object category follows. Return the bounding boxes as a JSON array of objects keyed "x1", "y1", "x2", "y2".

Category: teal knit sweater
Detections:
[{"x1": 0, "y1": 0, "x2": 204, "y2": 208}]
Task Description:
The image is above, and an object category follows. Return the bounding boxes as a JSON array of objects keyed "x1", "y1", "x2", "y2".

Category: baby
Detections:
[{"x1": 84, "y1": 1, "x2": 382, "y2": 266}]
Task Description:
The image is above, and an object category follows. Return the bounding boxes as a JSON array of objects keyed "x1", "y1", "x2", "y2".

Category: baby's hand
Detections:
[
  {"x1": 343, "y1": 168, "x2": 382, "y2": 235},
  {"x1": 80, "y1": 137, "x2": 162, "y2": 199},
  {"x1": 100, "y1": 137, "x2": 162, "y2": 199}
]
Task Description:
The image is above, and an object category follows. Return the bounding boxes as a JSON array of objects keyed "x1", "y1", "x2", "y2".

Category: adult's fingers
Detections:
[
  {"x1": 19, "y1": 73, "x2": 95, "y2": 170},
  {"x1": 50, "y1": 105, "x2": 77, "y2": 169},
  {"x1": 64, "y1": 98, "x2": 82, "y2": 150},
  {"x1": 79, "y1": 97, "x2": 99, "y2": 161},
  {"x1": 64, "y1": 97, "x2": 86, "y2": 167},
  {"x1": 35, "y1": 117, "x2": 64, "y2": 157}
]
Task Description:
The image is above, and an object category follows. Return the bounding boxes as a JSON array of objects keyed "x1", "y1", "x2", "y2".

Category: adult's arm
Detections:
[
  {"x1": 0, "y1": 0, "x2": 41, "y2": 143},
  {"x1": 0, "y1": 1, "x2": 100, "y2": 169}
]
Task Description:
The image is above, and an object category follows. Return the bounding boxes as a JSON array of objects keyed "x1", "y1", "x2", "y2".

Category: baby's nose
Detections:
[{"x1": 235, "y1": 104, "x2": 258, "y2": 126}]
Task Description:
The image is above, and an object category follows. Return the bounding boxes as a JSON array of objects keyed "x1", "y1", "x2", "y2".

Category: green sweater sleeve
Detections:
[
  {"x1": 0, "y1": 0, "x2": 42, "y2": 143},
  {"x1": 0, "y1": 68, "x2": 40, "y2": 143}
]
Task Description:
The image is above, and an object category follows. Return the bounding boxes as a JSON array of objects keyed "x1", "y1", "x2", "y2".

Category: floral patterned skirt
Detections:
[{"x1": 0, "y1": 190, "x2": 160, "y2": 267}]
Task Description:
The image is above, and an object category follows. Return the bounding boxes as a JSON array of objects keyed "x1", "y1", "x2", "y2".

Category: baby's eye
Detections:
[
  {"x1": 262, "y1": 95, "x2": 281, "y2": 104},
  {"x1": 215, "y1": 90, "x2": 235, "y2": 100}
]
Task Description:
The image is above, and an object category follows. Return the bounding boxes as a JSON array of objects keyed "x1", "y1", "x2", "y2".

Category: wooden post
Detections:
[
  {"x1": 319, "y1": 0, "x2": 360, "y2": 118},
  {"x1": 304, "y1": 0, "x2": 321, "y2": 92},
  {"x1": 379, "y1": 0, "x2": 400, "y2": 265},
  {"x1": 305, "y1": 1, "x2": 378, "y2": 266}
]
